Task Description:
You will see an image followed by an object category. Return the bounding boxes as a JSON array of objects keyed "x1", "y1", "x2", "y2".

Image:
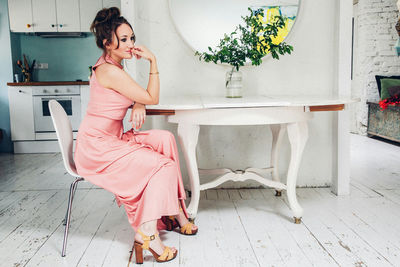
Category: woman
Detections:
[{"x1": 74, "y1": 7, "x2": 198, "y2": 264}]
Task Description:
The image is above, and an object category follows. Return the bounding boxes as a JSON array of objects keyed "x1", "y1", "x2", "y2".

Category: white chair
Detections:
[{"x1": 49, "y1": 100, "x2": 84, "y2": 257}]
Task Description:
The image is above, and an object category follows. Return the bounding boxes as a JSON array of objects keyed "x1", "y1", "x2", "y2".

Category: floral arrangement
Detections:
[
  {"x1": 195, "y1": 7, "x2": 293, "y2": 86},
  {"x1": 379, "y1": 94, "x2": 400, "y2": 110}
]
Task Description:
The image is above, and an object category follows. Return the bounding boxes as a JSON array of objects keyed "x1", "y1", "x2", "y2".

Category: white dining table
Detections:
[{"x1": 147, "y1": 95, "x2": 359, "y2": 223}]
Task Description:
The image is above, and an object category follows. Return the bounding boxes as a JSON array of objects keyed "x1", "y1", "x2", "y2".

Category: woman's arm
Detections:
[
  {"x1": 130, "y1": 102, "x2": 146, "y2": 129},
  {"x1": 95, "y1": 46, "x2": 160, "y2": 105},
  {"x1": 147, "y1": 57, "x2": 159, "y2": 104}
]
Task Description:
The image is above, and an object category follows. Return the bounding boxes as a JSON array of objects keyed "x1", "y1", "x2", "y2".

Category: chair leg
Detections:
[
  {"x1": 63, "y1": 181, "x2": 79, "y2": 226},
  {"x1": 61, "y1": 177, "x2": 83, "y2": 257}
]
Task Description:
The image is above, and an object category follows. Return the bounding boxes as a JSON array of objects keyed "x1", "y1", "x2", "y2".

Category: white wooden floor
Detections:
[{"x1": 0, "y1": 134, "x2": 399, "y2": 267}]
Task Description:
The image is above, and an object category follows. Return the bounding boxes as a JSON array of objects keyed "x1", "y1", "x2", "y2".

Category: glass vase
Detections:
[{"x1": 225, "y1": 69, "x2": 242, "y2": 98}]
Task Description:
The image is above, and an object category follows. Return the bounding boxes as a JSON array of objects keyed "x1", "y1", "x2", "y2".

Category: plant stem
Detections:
[{"x1": 226, "y1": 66, "x2": 235, "y2": 88}]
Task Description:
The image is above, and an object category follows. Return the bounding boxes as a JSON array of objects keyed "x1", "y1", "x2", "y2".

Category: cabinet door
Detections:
[
  {"x1": 32, "y1": 0, "x2": 57, "y2": 32},
  {"x1": 56, "y1": 0, "x2": 80, "y2": 32},
  {"x1": 103, "y1": 0, "x2": 121, "y2": 9},
  {"x1": 8, "y1": 0, "x2": 34, "y2": 32},
  {"x1": 8, "y1": 87, "x2": 35, "y2": 141},
  {"x1": 80, "y1": 0, "x2": 102, "y2": 32}
]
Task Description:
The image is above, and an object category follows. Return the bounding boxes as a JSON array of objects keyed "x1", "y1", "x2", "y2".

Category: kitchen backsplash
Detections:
[{"x1": 11, "y1": 33, "x2": 101, "y2": 81}]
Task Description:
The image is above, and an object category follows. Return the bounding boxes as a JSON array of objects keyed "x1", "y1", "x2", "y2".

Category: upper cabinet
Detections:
[
  {"x1": 80, "y1": 0, "x2": 102, "y2": 32},
  {"x1": 31, "y1": 0, "x2": 79, "y2": 32},
  {"x1": 56, "y1": 0, "x2": 81, "y2": 32},
  {"x1": 103, "y1": 0, "x2": 121, "y2": 9},
  {"x1": 8, "y1": 0, "x2": 34, "y2": 32},
  {"x1": 31, "y1": 0, "x2": 58, "y2": 32},
  {"x1": 80, "y1": 0, "x2": 121, "y2": 32},
  {"x1": 9, "y1": 0, "x2": 121, "y2": 33}
]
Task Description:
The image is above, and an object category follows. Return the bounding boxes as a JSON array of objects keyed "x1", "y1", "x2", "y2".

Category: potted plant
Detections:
[{"x1": 195, "y1": 7, "x2": 294, "y2": 98}]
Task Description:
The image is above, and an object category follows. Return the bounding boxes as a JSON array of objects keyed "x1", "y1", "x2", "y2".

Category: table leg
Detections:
[
  {"x1": 177, "y1": 123, "x2": 200, "y2": 219},
  {"x1": 286, "y1": 121, "x2": 308, "y2": 223},
  {"x1": 332, "y1": 110, "x2": 350, "y2": 195},
  {"x1": 270, "y1": 124, "x2": 286, "y2": 196}
]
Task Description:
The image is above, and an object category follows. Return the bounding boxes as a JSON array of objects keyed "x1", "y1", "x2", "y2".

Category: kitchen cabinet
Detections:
[
  {"x1": 8, "y1": 83, "x2": 88, "y2": 153},
  {"x1": 56, "y1": 0, "x2": 81, "y2": 32},
  {"x1": 31, "y1": 0, "x2": 56, "y2": 32},
  {"x1": 80, "y1": 0, "x2": 102, "y2": 32},
  {"x1": 80, "y1": 0, "x2": 121, "y2": 32},
  {"x1": 8, "y1": 84, "x2": 85, "y2": 142},
  {"x1": 8, "y1": 0, "x2": 34, "y2": 33},
  {"x1": 9, "y1": 0, "x2": 121, "y2": 33},
  {"x1": 32, "y1": 0, "x2": 80, "y2": 32},
  {"x1": 103, "y1": 0, "x2": 121, "y2": 9},
  {"x1": 8, "y1": 87, "x2": 35, "y2": 141}
]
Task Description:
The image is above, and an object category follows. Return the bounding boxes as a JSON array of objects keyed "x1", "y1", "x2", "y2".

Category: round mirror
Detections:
[{"x1": 169, "y1": 0, "x2": 300, "y2": 54}]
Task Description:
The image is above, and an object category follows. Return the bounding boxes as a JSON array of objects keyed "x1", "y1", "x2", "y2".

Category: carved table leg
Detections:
[
  {"x1": 286, "y1": 121, "x2": 308, "y2": 224},
  {"x1": 177, "y1": 123, "x2": 200, "y2": 220},
  {"x1": 270, "y1": 124, "x2": 286, "y2": 197}
]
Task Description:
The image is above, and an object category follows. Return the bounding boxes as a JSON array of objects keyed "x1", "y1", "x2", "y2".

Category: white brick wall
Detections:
[{"x1": 352, "y1": 0, "x2": 400, "y2": 134}]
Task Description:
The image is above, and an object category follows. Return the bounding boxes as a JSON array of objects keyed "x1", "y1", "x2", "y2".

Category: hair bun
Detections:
[
  {"x1": 90, "y1": 7, "x2": 133, "y2": 51},
  {"x1": 95, "y1": 7, "x2": 121, "y2": 25}
]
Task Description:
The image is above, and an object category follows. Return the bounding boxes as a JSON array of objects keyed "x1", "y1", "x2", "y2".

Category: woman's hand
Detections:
[
  {"x1": 129, "y1": 103, "x2": 146, "y2": 130},
  {"x1": 131, "y1": 45, "x2": 155, "y2": 62}
]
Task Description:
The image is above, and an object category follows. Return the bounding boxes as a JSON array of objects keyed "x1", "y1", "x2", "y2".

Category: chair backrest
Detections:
[{"x1": 49, "y1": 100, "x2": 79, "y2": 177}]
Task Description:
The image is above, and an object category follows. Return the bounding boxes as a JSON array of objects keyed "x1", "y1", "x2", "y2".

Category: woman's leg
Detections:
[
  {"x1": 132, "y1": 158, "x2": 183, "y2": 254},
  {"x1": 134, "y1": 130, "x2": 186, "y2": 205},
  {"x1": 124, "y1": 157, "x2": 180, "y2": 230},
  {"x1": 135, "y1": 130, "x2": 197, "y2": 231},
  {"x1": 135, "y1": 219, "x2": 177, "y2": 255}
]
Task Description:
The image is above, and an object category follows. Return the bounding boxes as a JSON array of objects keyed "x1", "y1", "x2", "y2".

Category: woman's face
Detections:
[{"x1": 106, "y1": 23, "x2": 135, "y2": 61}]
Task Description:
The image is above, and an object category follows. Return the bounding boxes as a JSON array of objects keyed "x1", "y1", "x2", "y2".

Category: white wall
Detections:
[
  {"x1": 352, "y1": 0, "x2": 400, "y2": 135},
  {"x1": 123, "y1": 0, "x2": 348, "y2": 188}
]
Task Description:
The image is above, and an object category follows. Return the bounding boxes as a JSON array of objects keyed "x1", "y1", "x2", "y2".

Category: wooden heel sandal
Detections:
[
  {"x1": 162, "y1": 215, "x2": 179, "y2": 231},
  {"x1": 133, "y1": 229, "x2": 177, "y2": 264},
  {"x1": 162, "y1": 208, "x2": 198, "y2": 235}
]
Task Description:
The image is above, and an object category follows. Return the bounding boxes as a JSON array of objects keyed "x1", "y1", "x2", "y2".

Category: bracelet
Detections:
[{"x1": 149, "y1": 72, "x2": 159, "y2": 75}]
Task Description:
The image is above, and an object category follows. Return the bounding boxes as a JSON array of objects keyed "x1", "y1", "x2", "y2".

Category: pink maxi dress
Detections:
[{"x1": 74, "y1": 54, "x2": 188, "y2": 230}]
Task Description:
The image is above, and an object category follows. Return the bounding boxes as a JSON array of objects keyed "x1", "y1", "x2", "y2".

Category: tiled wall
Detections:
[{"x1": 11, "y1": 34, "x2": 102, "y2": 82}]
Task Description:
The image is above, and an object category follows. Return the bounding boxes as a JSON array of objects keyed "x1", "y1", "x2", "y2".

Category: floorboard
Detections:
[{"x1": 0, "y1": 134, "x2": 398, "y2": 266}]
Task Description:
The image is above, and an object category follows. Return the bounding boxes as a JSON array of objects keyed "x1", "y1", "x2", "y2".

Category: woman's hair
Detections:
[{"x1": 90, "y1": 7, "x2": 135, "y2": 52}]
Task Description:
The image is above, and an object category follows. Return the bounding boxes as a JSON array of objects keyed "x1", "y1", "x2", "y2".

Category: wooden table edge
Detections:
[
  {"x1": 309, "y1": 104, "x2": 345, "y2": 112},
  {"x1": 146, "y1": 104, "x2": 346, "y2": 115},
  {"x1": 146, "y1": 109, "x2": 175, "y2": 116}
]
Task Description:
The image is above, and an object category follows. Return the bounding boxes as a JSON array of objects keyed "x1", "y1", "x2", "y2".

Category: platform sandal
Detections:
[
  {"x1": 162, "y1": 208, "x2": 198, "y2": 235},
  {"x1": 133, "y1": 228, "x2": 177, "y2": 264}
]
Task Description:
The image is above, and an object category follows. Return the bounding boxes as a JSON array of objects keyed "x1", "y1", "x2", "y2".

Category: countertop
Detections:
[{"x1": 7, "y1": 81, "x2": 89, "y2": 86}]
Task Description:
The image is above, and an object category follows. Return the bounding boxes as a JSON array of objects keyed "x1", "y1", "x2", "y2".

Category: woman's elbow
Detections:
[
  {"x1": 149, "y1": 97, "x2": 159, "y2": 105},
  {"x1": 143, "y1": 98, "x2": 158, "y2": 105}
]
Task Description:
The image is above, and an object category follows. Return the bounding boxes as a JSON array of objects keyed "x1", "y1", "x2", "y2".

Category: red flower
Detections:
[{"x1": 379, "y1": 94, "x2": 400, "y2": 110}]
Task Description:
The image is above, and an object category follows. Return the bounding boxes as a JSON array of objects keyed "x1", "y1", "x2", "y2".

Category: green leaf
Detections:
[{"x1": 196, "y1": 7, "x2": 293, "y2": 68}]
